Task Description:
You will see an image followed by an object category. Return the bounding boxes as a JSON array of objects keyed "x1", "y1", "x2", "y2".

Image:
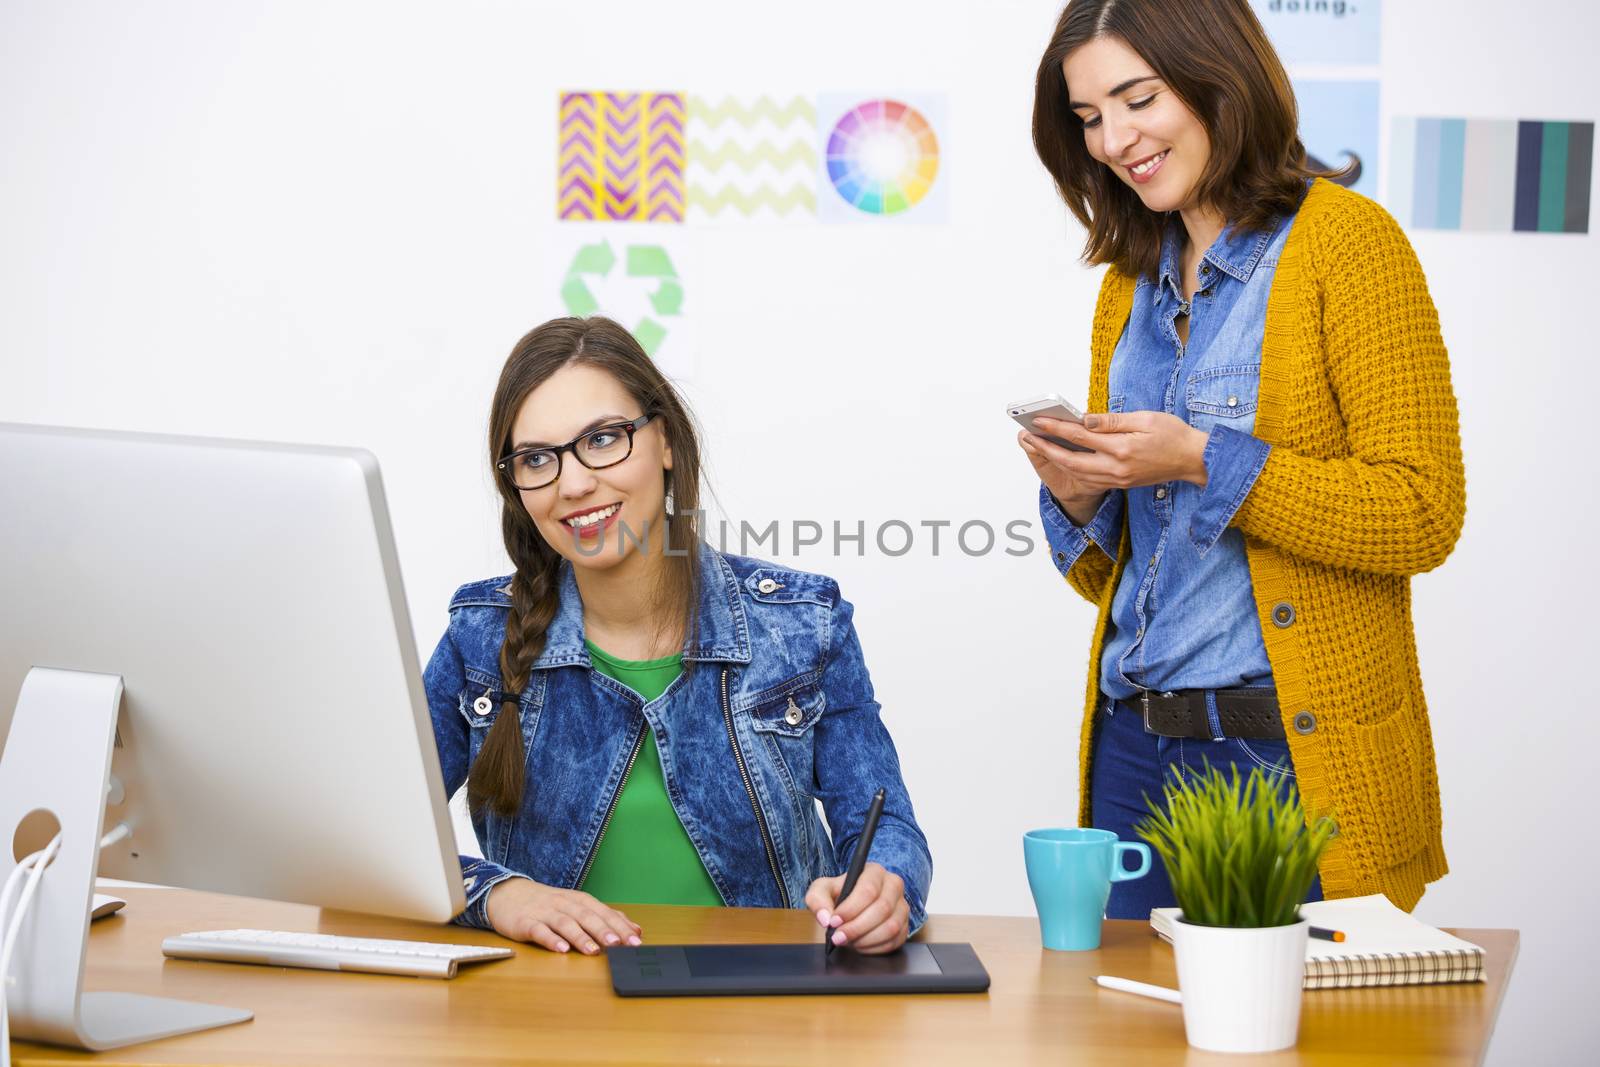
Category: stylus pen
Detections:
[
  {"x1": 1092, "y1": 974, "x2": 1183, "y2": 1005},
  {"x1": 825, "y1": 787, "x2": 886, "y2": 958}
]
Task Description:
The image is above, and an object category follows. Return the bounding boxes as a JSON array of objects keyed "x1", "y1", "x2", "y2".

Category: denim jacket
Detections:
[{"x1": 424, "y1": 546, "x2": 932, "y2": 933}]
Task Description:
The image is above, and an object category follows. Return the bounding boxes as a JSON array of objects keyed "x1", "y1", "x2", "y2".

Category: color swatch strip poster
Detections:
[
  {"x1": 558, "y1": 91, "x2": 947, "y2": 224},
  {"x1": 1389, "y1": 117, "x2": 1593, "y2": 233}
]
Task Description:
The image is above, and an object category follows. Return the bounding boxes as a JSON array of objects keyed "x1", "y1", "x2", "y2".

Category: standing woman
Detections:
[
  {"x1": 1020, "y1": 0, "x2": 1465, "y2": 918},
  {"x1": 426, "y1": 316, "x2": 930, "y2": 954}
]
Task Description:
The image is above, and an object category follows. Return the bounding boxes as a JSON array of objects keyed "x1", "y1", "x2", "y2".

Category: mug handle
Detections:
[{"x1": 1111, "y1": 842, "x2": 1151, "y2": 881}]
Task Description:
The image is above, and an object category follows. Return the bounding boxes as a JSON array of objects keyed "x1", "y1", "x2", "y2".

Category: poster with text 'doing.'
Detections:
[{"x1": 1251, "y1": 0, "x2": 1380, "y2": 66}]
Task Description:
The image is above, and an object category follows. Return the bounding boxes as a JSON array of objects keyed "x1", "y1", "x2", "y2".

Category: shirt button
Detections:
[
  {"x1": 1293, "y1": 711, "x2": 1317, "y2": 735},
  {"x1": 1056, "y1": 551, "x2": 1066, "y2": 562},
  {"x1": 473, "y1": 695, "x2": 494, "y2": 717},
  {"x1": 1271, "y1": 602, "x2": 1296, "y2": 628},
  {"x1": 1227, "y1": 395, "x2": 1239, "y2": 408},
  {"x1": 784, "y1": 699, "x2": 804, "y2": 726},
  {"x1": 756, "y1": 578, "x2": 779, "y2": 594},
  {"x1": 1155, "y1": 487, "x2": 1168, "y2": 500}
]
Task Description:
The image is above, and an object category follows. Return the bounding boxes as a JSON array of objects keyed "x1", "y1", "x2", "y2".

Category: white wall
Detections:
[{"x1": 2, "y1": 1, "x2": 1594, "y2": 1062}]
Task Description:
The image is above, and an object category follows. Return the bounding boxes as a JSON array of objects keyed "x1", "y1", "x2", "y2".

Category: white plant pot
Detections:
[{"x1": 1170, "y1": 916, "x2": 1308, "y2": 1053}]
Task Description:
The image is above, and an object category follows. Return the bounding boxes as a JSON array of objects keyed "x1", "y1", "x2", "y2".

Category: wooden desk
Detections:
[{"x1": 11, "y1": 887, "x2": 1516, "y2": 1066}]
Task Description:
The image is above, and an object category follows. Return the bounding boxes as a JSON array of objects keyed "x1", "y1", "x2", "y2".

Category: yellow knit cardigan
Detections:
[{"x1": 1065, "y1": 179, "x2": 1466, "y2": 910}]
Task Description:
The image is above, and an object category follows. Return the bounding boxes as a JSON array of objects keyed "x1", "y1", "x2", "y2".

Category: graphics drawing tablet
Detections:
[{"x1": 608, "y1": 941, "x2": 990, "y2": 997}]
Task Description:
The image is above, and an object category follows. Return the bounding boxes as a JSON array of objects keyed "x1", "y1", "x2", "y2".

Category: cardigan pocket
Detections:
[{"x1": 1347, "y1": 702, "x2": 1431, "y2": 869}]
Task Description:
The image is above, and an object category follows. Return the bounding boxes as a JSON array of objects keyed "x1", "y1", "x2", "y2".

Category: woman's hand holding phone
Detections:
[
  {"x1": 1018, "y1": 409, "x2": 1210, "y2": 523},
  {"x1": 1017, "y1": 430, "x2": 1108, "y2": 524}
]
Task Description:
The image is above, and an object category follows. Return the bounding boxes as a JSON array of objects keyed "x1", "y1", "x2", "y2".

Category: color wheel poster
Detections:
[{"x1": 816, "y1": 93, "x2": 949, "y2": 224}]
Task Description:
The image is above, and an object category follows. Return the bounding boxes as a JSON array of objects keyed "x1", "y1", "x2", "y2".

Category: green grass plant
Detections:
[{"x1": 1135, "y1": 761, "x2": 1336, "y2": 928}]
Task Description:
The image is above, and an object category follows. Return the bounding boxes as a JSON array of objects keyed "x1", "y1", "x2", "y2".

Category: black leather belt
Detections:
[{"x1": 1133, "y1": 689, "x2": 1285, "y2": 740}]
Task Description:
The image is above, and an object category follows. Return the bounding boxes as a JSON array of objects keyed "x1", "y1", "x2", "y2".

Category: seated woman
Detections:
[{"x1": 425, "y1": 315, "x2": 931, "y2": 956}]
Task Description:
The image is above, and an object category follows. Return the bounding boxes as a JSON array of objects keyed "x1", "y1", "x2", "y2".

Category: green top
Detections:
[{"x1": 579, "y1": 641, "x2": 724, "y2": 906}]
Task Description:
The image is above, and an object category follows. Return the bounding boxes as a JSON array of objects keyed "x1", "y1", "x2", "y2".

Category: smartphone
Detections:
[{"x1": 1007, "y1": 394, "x2": 1094, "y2": 452}]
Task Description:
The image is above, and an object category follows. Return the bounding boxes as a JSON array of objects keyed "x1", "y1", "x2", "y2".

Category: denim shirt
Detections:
[
  {"x1": 1041, "y1": 210, "x2": 1297, "y2": 704},
  {"x1": 423, "y1": 546, "x2": 932, "y2": 933}
]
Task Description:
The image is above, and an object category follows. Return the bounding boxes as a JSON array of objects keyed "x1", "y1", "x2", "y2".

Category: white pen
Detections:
[{"x1": 1092, "y1": 974, "x2": 1183, "y2": 1004}]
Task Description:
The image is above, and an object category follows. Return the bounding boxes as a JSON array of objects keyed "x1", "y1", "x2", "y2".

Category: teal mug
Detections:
[{"x1": 1023, "y1": 828, "x2": 1151, "y2": 951}]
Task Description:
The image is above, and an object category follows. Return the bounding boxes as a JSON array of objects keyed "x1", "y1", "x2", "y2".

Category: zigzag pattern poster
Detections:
[{"x1": 686, "y1": 96, "x2": 818, "y2": 223}]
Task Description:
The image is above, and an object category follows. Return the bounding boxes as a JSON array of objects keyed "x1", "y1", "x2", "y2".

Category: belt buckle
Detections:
[{"x1": 1140, "y1": 691, "x2": 1188, "y2": 736}]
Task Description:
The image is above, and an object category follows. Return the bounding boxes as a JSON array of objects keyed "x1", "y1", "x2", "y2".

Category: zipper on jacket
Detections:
[
  {"x1": 575, "y1": 726, "x2": 646, "y2": 887},
  {"x1": 721, "y1": 667, "x2": 790, "y2": 908}
]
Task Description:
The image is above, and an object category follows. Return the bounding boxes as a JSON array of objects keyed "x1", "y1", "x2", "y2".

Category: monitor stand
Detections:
[{"x1": 0, "y1": 667, "x2": 252, "y2": 1050}]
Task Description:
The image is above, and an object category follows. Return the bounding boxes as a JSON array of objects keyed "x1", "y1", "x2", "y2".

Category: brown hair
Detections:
[
  {"x1": 1032, "y1": 0, "x2": 1338, "y2": 279},
  {"x1": 467, "y1": 316, "x2": 703, "y2": 818}
]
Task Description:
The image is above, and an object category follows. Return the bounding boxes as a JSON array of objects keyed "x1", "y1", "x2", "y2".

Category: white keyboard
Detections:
[{"x1": 162, "y1": 928, "x2": 515, "y2": 979}]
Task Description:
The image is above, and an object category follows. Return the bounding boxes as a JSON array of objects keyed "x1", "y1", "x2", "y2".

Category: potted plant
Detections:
[{"x1": 1135, "y1": 761, "x2": 1336, "y2": 1054}]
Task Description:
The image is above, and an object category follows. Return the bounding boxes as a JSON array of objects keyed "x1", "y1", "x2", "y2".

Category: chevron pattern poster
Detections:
[
  {"x1": 1389, "y1": 117, "x2": 1593, "y2": 233},
  {"x1": 685, "y1": 96, "x2": 818, "y2": 223},
  {"x1": 558, "y1": 92, "x2": 685, "y2": 222}
]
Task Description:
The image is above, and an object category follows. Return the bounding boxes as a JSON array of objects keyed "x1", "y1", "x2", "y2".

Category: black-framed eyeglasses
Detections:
[{"x1": 495, "y1": 413, "x2": 656, "y2": 490}]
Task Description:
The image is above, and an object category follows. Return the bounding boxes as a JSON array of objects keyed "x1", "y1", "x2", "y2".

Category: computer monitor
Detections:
[{"x1": 0, "y1": 422, "x2": 466, "y2": 1048}]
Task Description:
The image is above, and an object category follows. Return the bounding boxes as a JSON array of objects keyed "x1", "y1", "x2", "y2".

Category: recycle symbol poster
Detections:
[{"x1": 543, "y1": 230, "x2": 698, "y2": 381}]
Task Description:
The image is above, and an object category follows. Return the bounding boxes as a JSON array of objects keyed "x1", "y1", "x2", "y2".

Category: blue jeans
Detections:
[{"x1": 1090, "y1": 696, "x2": 1323, "y2": 920}]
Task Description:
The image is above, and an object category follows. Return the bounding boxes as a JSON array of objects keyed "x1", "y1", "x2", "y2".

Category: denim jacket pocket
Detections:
[
  {"x1": 457, "y1": 665, "x2": 521, "y2": 765},
  {"x1": 747, "y1": 683, "x2": 825, "y2": 805},
  {"x1": 1185, "y1": 366, "x2": 1259, "y2": 433},
  {"x1": 748, "y1": 684, "x2": 826, "y2": 737},
  {"x1": 458, "y1": 666, "x2": 505, "y2": 727}
]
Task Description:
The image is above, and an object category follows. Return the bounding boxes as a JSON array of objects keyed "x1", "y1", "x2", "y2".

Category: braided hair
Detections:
[{"x1": 467, "y1": 317, "x2": 703, "y2": 818}]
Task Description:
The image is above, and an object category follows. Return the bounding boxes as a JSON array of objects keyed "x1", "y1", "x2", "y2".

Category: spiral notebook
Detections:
[{"x1": 1150, "y1": 894, "x2": 1486, "y2": 989}]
